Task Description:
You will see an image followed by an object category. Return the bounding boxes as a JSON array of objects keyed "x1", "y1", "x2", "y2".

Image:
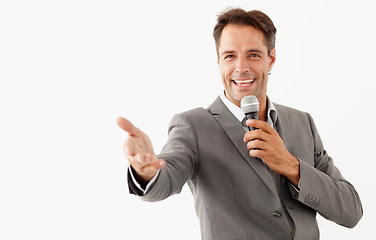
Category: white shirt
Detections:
[{"x1": 219, "y1": 92, "x2": 277, "y2": 129}]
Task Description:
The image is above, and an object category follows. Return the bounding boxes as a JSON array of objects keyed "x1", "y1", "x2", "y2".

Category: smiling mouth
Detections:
[{"x1": 232, "y1": 79, "x2": 255, "y2": 87}]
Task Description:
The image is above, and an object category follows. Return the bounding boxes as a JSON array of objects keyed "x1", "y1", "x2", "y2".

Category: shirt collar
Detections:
[
  {"x1": 266, "y1": 96, "x2": 278, "y2": 127},
  {"x1": 219, "y1": 91, "x2": 278, "y2": 128}
]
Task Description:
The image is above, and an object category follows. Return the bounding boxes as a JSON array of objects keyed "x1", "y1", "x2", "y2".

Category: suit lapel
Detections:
[
  {"x1": 274, "y1": 103, "x2": 291, "y2": 190},
  {"x1": 209, "y1": 97, "x2": 278, "y2": 197},
  {"x1": 274, "y1": 103, "x2": 290, "y2": 148}
]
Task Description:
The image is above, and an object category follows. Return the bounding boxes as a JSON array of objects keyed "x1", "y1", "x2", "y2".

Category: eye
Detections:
[
  {"x1": 249, "y1": 53, "x2": 261, "y2": 59},
  {"x1": 224, "y1": 55, "x2": 234, "y2": 60}
]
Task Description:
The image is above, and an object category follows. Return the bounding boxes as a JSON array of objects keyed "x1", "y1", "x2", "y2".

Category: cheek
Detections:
[
  {"x1": 249, "y1": 64, "x2": 269, "y2": 79},
  {"x1": 220, "y1": 63, "x2": 234, "y2": 80}
]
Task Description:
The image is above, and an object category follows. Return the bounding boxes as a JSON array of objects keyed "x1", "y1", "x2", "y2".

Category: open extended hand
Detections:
[{"x1": 117, "y1": 117, "x2": 165, "y2": 183}]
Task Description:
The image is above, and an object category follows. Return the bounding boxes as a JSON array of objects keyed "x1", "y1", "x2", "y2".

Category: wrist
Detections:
[
  {"x1": 130, "y1": 166, "x2": 152, "y2": 188},
  {"x1": 287, "y1": 156, "x2": 300, "y2": 187}
]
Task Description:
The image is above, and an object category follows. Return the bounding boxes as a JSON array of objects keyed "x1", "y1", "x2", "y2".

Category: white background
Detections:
[{"x1": 1, "y1": 0, "x2": 375, "y2": 239}]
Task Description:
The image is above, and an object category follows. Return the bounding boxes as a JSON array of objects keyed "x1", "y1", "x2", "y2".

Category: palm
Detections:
[{"x1": 117, "y1": 117, "x2": 165, "y2": 182}]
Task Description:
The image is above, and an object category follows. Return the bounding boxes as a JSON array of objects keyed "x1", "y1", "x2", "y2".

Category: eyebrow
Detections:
[
  {"x1": 220, "y1": 49, "x2": 264, "y2": 57},
  {"x1": 220, "y1": 50, "x2": 235, "y2": 56}
]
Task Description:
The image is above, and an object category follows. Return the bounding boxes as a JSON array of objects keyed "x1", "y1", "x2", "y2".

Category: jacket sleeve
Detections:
[
  {"x1": 293, "y1": 113, "x2": 363, "y2": 228},
  {"x1": 128, "y1": 112, "x2": 199, "y2": 202}
]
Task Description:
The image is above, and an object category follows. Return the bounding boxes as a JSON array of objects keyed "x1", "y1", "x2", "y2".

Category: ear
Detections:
[{"x1": 268, "y1": 48, "x2": 276, "y2": 72}]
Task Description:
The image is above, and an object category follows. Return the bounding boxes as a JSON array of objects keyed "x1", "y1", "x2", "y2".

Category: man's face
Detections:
[{"x1": 217, "y1": 24, "x2": 276, "y2": 107}]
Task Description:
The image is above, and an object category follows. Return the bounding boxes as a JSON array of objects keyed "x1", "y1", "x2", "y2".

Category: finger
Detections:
[
  {"x1": 249, "y1": 148, "x2": 265, "y2": 159},
  {"x1": 127, "y1": 153, "x2": 152, "y2": 173},
  {"x1": 134, "y1": 159, "x2": 166, "y2": 181},
  {"x1": 117, "y1": 117, "x2": 141, "y2": 136},
  {"x1": 133, "y1": 152, "x2": 159, "y2": 166},
  {"x1": 142, "y1": 159, "x2": 166, "y2": 174},
  {"x1": 136, "y1": 153, "x2": 150, "y2": 164},
  {"x1": 128, "y1": 152, "x2": 158, "y2": 167},
  {"x1": 130, "y1": 158, "x2": 166, "y2": 182},
  {"x1": 244, "y1": 129, "x2": 269, "y2": 143},
  {"x1": 247, "y1": 139, "x2": 266, "y2": 151},
  {"x1": 145, "y1": 152, "x2": 158, "y2": 163},
  {"x1": 246, "y1": 119, "x2": 274, "y2": 134}
]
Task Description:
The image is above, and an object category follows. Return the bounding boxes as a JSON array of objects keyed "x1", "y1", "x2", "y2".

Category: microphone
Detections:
[{"x1": 241, "y1": 95, "x2": 259, "y2": 131}]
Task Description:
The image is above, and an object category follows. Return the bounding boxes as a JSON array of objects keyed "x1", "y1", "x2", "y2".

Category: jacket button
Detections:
[{"x1": 272, "y1": 212, "x2": 281, "y2": 218}]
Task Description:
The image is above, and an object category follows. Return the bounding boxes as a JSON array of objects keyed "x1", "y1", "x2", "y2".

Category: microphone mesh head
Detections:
[{"x1": 241, "y1": 95, "x2": 259, "y2": 114}]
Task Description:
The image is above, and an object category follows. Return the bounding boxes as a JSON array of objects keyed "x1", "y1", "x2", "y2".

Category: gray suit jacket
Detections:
[{"x1": 128, "y1": 97, "x2": 362, "y2": 240}]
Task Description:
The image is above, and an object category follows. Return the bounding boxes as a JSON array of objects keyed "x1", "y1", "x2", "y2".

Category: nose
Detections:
[{"x1": 235, "y1": 58, "x2": 249, "y2": 74}]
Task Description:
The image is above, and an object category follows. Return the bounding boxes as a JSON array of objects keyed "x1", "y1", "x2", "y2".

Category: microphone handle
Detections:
[{"x1": 245, "y1": 112, "x2": 258, "y2": 131}]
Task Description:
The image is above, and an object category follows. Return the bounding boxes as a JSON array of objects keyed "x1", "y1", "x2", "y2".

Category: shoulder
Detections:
[
  {"x1": 180, "y1": 107, "x2": 208, "y2": 117},
  {"x1": 274, "y1": 103, "x2": 315, "y2": 128},
  {"x1": 172, "y1": 107, "x2": 212, "y2": 124},
  {"x1": 274, "y1": 103, "x2": 305, "y2": 114},
  {"x1": 274, "y1": 103, "x2": 311, "y2": 118}
]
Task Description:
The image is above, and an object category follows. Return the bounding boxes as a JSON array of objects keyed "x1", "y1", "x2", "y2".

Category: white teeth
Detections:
[{"x1": 234, "y1": 79, "x2": 255, "y2": 85}]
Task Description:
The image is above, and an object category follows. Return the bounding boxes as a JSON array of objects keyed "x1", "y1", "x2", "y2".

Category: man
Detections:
[{"x1": 117, "y1": 8, "x2": 362, "y2": 240}]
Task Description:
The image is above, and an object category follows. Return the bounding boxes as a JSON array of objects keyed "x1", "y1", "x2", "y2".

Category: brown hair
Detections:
[{"x1": 213, "y1": 8, "x2": 277, "y2": 56}]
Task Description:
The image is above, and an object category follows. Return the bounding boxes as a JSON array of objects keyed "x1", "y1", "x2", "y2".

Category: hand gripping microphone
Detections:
[{"x1": 241, "y1": 95, "x2": 259, "y2": 131}]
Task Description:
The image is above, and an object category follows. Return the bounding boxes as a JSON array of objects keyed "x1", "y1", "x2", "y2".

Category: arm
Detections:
[
  {"x1": 139, "y1": 113, "x2": 199, "y2": 202},
  {"x1": 295, "y1": 113, "x2": 363, "y2": 228},
  {"x1": 244, "y1": 114, "x2": 363, "y2": 228}
]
